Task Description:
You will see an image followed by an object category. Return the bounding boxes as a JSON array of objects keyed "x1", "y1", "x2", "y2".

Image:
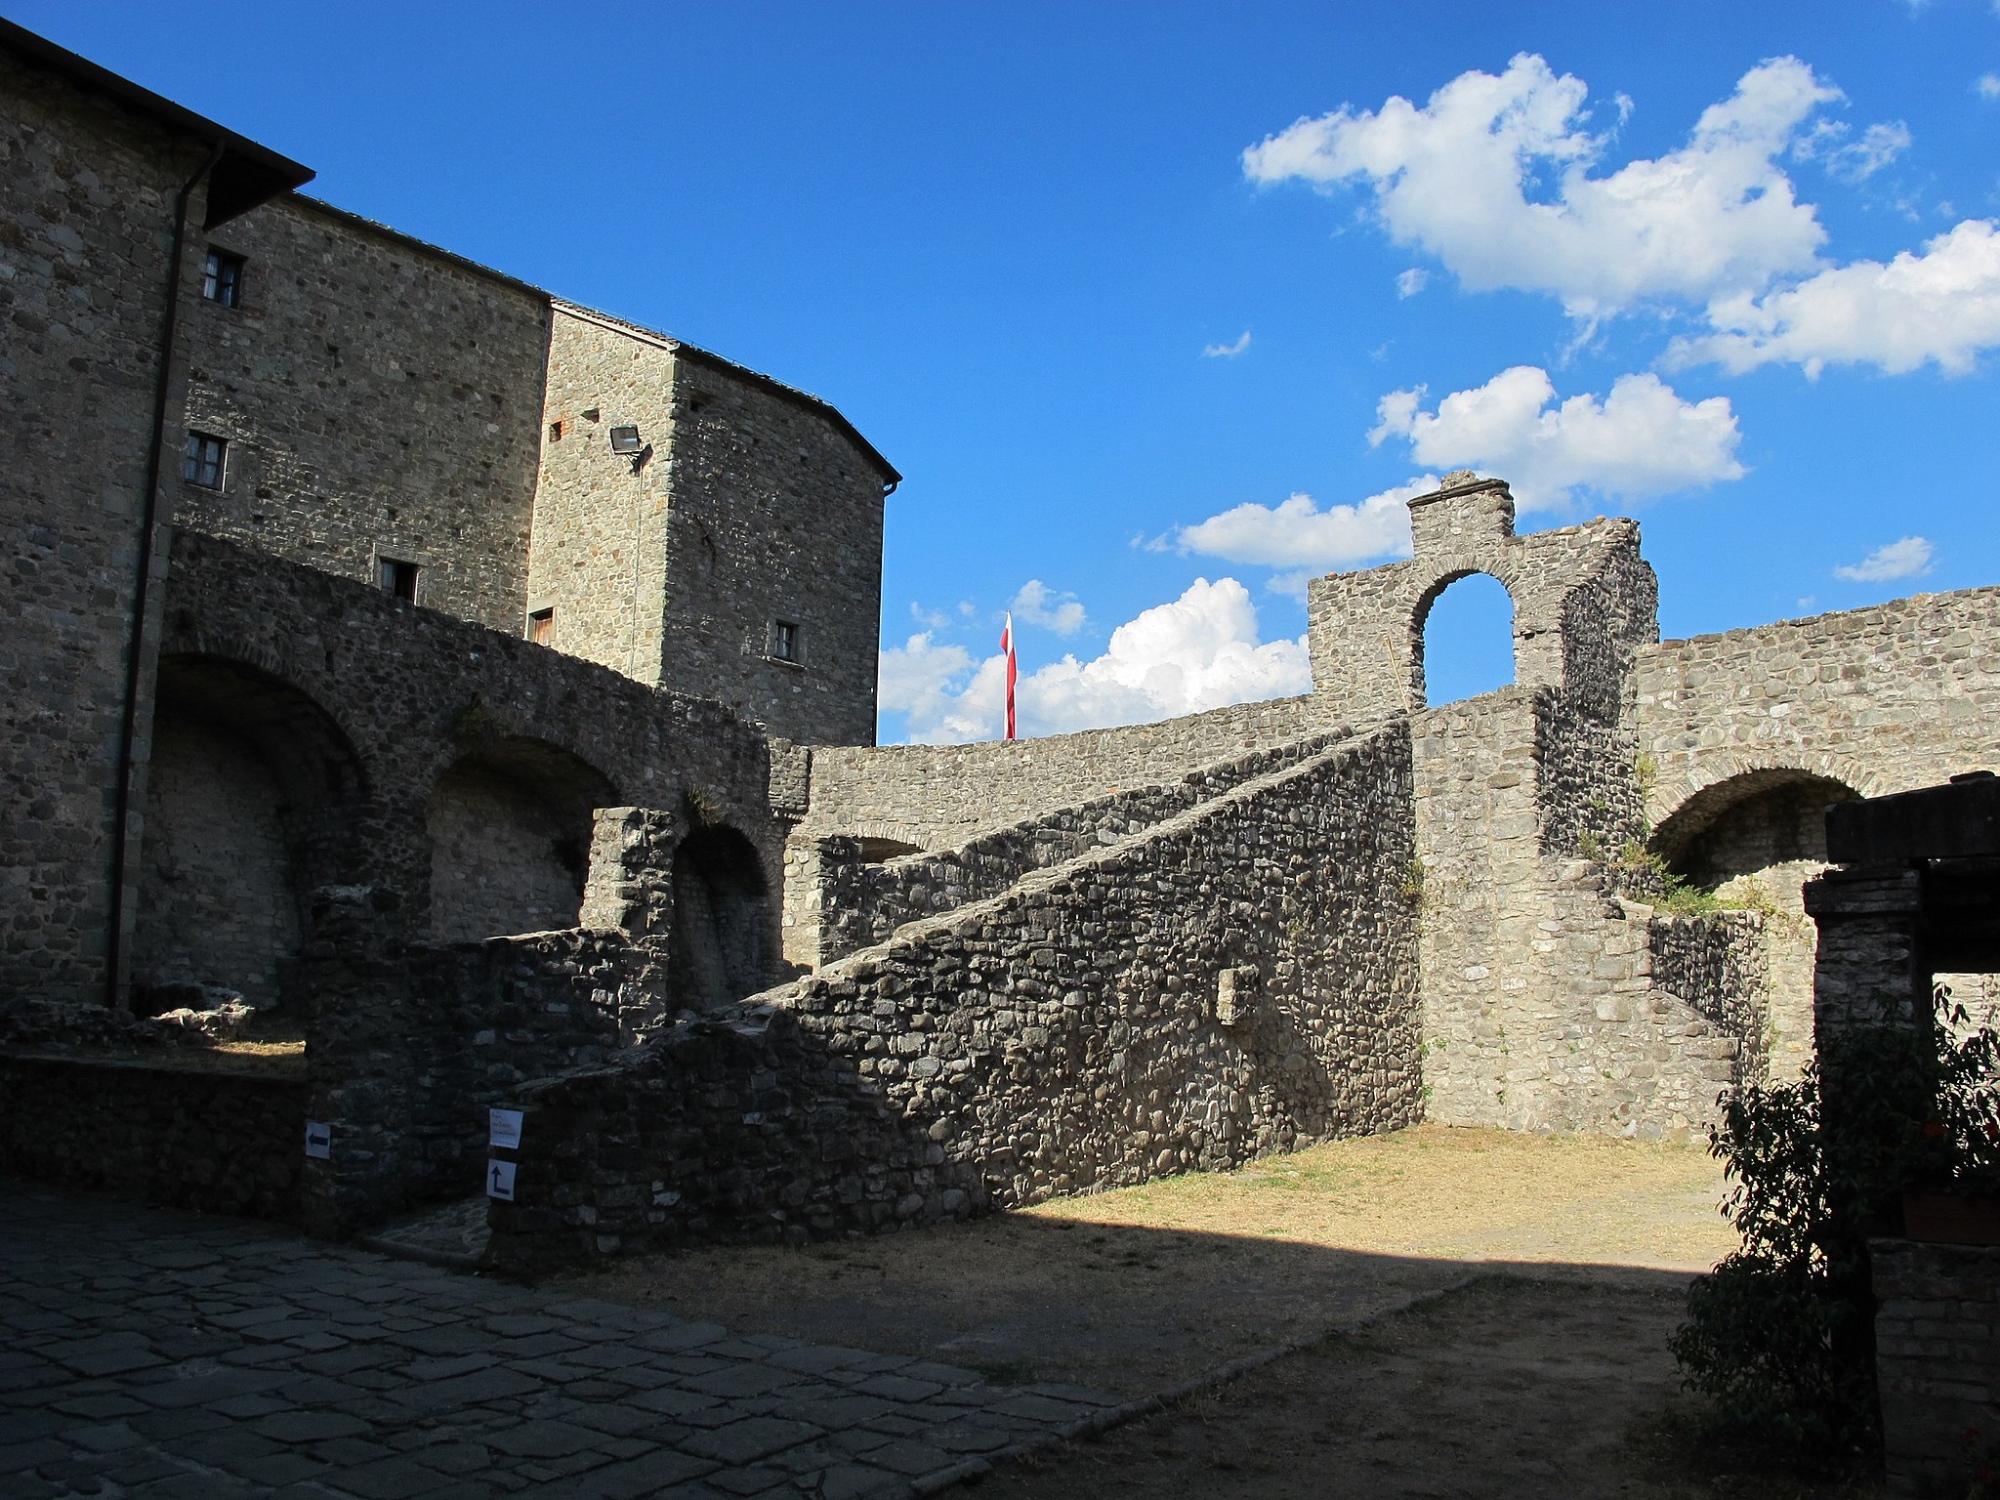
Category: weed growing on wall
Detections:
[{"x1": 1672, "y1": 987, "x2": 2000, "y2": 1466}]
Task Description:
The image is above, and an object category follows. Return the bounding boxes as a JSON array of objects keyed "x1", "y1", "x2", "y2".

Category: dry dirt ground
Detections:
[
  {"x1": 569, "y1": 1127, "x2": 1880, "y2": 1494},
  {"x1": 571, "y1": 1125, "x2": 1738, "y2": 1399}
]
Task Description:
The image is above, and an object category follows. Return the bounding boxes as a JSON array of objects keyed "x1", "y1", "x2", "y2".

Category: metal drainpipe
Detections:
[{"x1": 104, "y1": 138, "x2": 224, "y2": 1010}]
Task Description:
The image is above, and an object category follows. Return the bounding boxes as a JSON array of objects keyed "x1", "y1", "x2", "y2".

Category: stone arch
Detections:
[
  {"x1": 1647, "y1": 749, "x2": 1889, "y2": 843},
  {"x1": 427, "y1": 737, "x2": 618, "y2": 941},
  {"x1": 670, "y1": 824, "x2": 774, "y2": 1010},
  {"x1": 134, "y1": 654, "x2": 366, "y2": 1012},
  {"x1": 1410, "y1": 568, "x2": 1519, "y2": 709},
  {"x1": 1649, "y1": 761, "x2": 1866, "y2": 1083}
]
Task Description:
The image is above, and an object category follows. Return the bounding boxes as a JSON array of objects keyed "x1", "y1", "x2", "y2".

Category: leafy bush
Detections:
[{"x1": 1672, "y1": 988, "x2": 2000, "y2": 1464}]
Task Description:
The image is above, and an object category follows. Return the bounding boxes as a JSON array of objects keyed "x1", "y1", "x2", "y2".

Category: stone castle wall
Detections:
[
  {"x1": 487, "y1": 727, "x2": 1420, "y2": 1268},
  {"x1": 179, "y1": 195, "x2": 553, "y2": 634},
  {"x1": 800, "y1": 693, "x2": 1327, "y2": 851},
  {"x1": 0, "y1": 49, "x2": 219, "y2": 1006},
  {"x1": 793, "y1": 732, "x2": 1346, "y2": 968}
]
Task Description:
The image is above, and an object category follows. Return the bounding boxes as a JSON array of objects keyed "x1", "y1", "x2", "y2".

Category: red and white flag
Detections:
[{"x1": 1000, "y1": 612, "x2": 1018, "y2": 741}]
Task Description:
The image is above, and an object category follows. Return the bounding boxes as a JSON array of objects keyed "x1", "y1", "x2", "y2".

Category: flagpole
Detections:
[{"x1": 1001, "y1": 612, "x2": 1017, "y2": 741}]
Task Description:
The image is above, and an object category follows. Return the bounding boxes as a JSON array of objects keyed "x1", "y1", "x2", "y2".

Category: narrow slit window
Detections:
[
  {"x1": 772, "y1": 620, "x2": 801, "y2": 663},
  {"x1": 378, "y1": 557, "x2": 420, "y2": 603},
  {"x1": 202, "y1": 250, "x2": 244, "y2": 307},
  {"x1": 528, "y1": 607, "x2": 554, "y2": 645},
  {"x1": 181, "y1": 432, "x2": 226, "y2": 488}
]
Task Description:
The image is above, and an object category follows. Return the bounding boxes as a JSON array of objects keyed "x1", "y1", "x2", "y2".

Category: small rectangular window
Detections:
[
  {"x1": 181, "y1": 432, "x2": 226, "y2": 488},
  {"x1": 609, "y1": 425, "x2": 642, "y2": 454},
  {"x1": 528, "y1": 607, "x2": 554, "y2": 645},
  {"x1": 378, "y1": 557, "x2": 420, "y2": 603},
  {"x1": 202, "y1": 250, "x2": 244, "y2": 307},
  {"x1": 548, "y1": 419, "x2": 565, "y2": 442},
  {"x1": 772, "y1": 619, "x2": 801, "y2": 663}
]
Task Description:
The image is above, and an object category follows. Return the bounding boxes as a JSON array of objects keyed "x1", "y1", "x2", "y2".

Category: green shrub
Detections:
[{"x1": 1672, "y1": 987, "x2": 2000, "y2": 1465}]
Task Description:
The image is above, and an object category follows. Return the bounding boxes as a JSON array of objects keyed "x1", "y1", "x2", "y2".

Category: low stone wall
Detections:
[
  {"x1": 800, "y1": 694, "x2": 1326, "y2": 850},
  {"x1": 0, "y1": 1053, "x2": 306, "y2": 1222},
  {"x1": 488, "y1": 725, "x2": 1421, "y2": 1271},
  {"x1": 801, "y1": 734, "x2": 1345, "y2": 967},
  {"x1": 300, "y1": 884, "x2": 669, "y2": 1235},
  {"x1": 1647, "y1": 909, "x2": 1771, "y2": 1082},
  {"x1": 1873, "y1": 1236, "x2": 2000, "y2": 1496}
]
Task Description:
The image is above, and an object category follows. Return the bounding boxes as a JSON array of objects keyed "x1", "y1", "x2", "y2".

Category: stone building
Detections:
[{"x1": 4, "y1": 19, "x2": 1998, "y2": 1258}]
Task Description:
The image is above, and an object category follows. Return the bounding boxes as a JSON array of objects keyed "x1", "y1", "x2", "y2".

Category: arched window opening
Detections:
[
  {"x1": 1415, "y1": 572, "x2": 1515, "y2": 709},
  {"x1": 670, "y1": 826, "x2": 773, "y2": 1011},
  {"x1": 427, "y1": 738, "x2": 615, "y2": 942},
  {"x1": 134, "y1": 655, "x2": 362, "y2": 1014}
]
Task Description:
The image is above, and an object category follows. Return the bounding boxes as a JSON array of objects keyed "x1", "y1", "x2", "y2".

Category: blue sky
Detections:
[{"x1": 18, "y1": 0, "x2": 2000, "y2": 741}]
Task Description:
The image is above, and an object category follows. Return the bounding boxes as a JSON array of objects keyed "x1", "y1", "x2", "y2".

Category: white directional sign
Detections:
[
  {"x1": 488, "y1": 1108, "x2": 523, "y2": 1150},
  {"x1": 486, "y1": 1159, "x2": 518, "y2": 1201},
  {"x1": 304, "y1": 1121, "x2": 331, "y2": 1160}
]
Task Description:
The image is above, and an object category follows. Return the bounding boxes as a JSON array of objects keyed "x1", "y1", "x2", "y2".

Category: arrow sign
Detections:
[{"x1": 486, "y1": 1159, "x2": 517, "y2": 1201}]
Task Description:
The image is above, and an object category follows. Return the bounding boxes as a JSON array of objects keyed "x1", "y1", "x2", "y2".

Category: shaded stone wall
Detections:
[
  {"x1": 0, "y1": 48, "x2": 214, "y2": 1004},
  {"x1": 0, "y1": 1053, "x2": 305, "y2": 1222},
  {"x1": 487, "y1": 728, "x2": 1421, "y2": 1268},
  {"x1": 1872, "y1": 1237, "x2": 2000, "y2": 1497},
  {"x1": 1647, "y1": 910, "x2": 1771, "y2": 1083},
  {"x1": 796, "y1": 733, "x2": 1346, "y2": 968},
  {"x1": 180, "y1": 195, "x2": 553, "y2": 634},
  {"x1": 800, "y1": 694, "x2": 1326, "y2": 851},
  {"x1": 159, "y1": 530, "x2": 786, "y2": 943},
  {"x1": 133, "y1": 710, "x2": 300, "y2": 1007}
]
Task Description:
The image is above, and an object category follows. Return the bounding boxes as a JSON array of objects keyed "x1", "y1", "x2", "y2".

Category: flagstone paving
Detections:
[{"x1": 0, "y1": 1181, "x2": 1122, "y2": 1498}]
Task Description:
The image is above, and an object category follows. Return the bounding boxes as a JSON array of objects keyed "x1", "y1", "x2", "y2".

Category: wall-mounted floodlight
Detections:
[{"x1": 610, "y1": 425, "x2": 643, "y2": 454}]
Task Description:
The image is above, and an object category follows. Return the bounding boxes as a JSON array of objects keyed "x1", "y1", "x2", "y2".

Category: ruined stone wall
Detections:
[
  {"x1": 1415, "y1": 688, "x2": 1747, "y2": 1137},
  {"x1": 0, "y1": 1053, "x2": 305, "y2": 1221},
  {"x1": 0, "y1": 49, "x2": 214, "y2": 1005},
  {"x1": 299, "y1": 883, "x2": 672, "y2": 1234},
  {"x1": 179, "y1": 195, "x2": 553, "y2": 634},
  {"x1": 1647, "y1": 910, "x2": 1772, "y2": 1083},
  {"x1": 1635, "y1": 586, "x2": 2000, "y2": 826},
  {"x1": 487, "y1": 728, "x2": 1420, "y2": 1267},
  {"x1": 800, "y1": 694, "x2": 1326, "y2": 850},
  {"x1": 159, "y1": 530, "x2": 785, "y2": 946},
  {"x1": 797, "y1": 733, "x2": 1347, "y2": 968}
]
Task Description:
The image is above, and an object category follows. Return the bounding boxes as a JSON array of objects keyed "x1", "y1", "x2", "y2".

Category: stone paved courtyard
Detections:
[{"x1": 0, "y1": 1181, "x2": 1122, "y2": 1499}]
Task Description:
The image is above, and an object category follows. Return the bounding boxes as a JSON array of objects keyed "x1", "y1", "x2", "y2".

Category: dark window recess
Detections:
[
  {"x1": 181, "y1": 432, "x2": 226, "y2": 488},
  {"x1": 202, "y1": 250, "x2": 244, "y2": 307},
  {"x1": 528, "y1": 608, "x2": 554, "y2": 645},
  {"x1": 772, "y1": 620, "x2": 801, "y2": 663},
  {"x1": 609, "y1": 425, "x2": 643, "y2": 454},
  {"x1": 378, "y1": 558, "x2": 420, "y2": 603},
  {"x1": 548, "y1": 419, "x2": 565, "y2": 442}
]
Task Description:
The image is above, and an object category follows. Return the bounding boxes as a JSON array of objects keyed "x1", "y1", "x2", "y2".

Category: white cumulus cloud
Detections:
[
  {"x1": 1834, "y1": 536, "x2": 1934, "y2": 582},
  {"x1": 1202, "y1": 330, "x2": 1253, "y2": 358},
  {"x1": 1172, "y1": 479, "x2": 1432, "y2": 594},
  {"x1": 1243, "y1": 54, "x2": 1840, "y2": 318},
  {"x1": 1671, "y1": 219, "x2": 2000, "y2": 376},
  {"x1": 880, "y1": 579, "x2": 1311, "y2": 744},
  {"x1": 1368, "y1": 366, "x2": 1745, "y2": 510},
  {"x1": 1395, "y1": 267, "x2": 1429, "y2": 298},
  {"x1": 1010, "y1": 579, "x2": 1087, "y2": 636}
]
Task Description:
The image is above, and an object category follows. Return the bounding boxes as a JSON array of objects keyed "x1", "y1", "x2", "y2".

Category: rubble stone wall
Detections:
[
  {"x1": 0, "y1": 1053, "x2": 305, "y2": 1222},
  {"x1": 487, "y1": 726, "x2": 1420, "y2": 1269},
  {"x1": 0, "y1": 49, "x2": 214, "y2": 1005},
  {"x1": 1873, "y1": 1237, "x2": 2000, "y2": 1497},
  {"x1": 179, "y1": 195, "x2": 553, "y2": 634},
  {"x1": 800, "y1": 694, "x2": 1326, "y2": 851},
  {"x1": 797, "y1": 733, "x2": 1346, "y2": 968}
]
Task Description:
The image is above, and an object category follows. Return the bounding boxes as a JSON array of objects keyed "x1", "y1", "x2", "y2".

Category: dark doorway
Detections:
[{"x1": 670, "y1": 827, "x2": 773, "y2": 1010}]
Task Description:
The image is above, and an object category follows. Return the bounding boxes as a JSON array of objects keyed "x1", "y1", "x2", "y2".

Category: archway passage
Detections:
[
  {"x1": 427, "y1": 738, "x2": 615, "y2": 942},
  {"x1": 670, "y1": 826, "x2": 773, "y2": 1011},
  {"x1": 134, "y1": 656, "x2": 363, "y2": 1013},
  {"x1": 1414, "y1": 572, "x2": 1515, "y2": 709},
  {"x1": 1652, "y1": 769, "x2": 1861, "y2": 1080}
]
